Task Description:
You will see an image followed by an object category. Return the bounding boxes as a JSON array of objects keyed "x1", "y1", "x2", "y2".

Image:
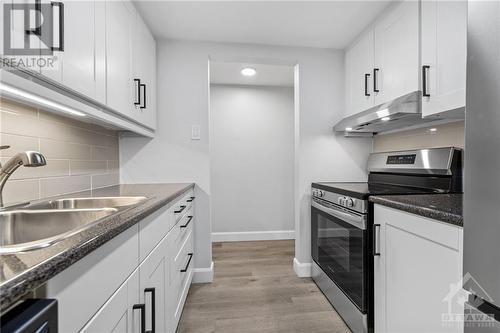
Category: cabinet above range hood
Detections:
[{"x1": 333, "y1": 91, "x2": 437, "y2": 137}]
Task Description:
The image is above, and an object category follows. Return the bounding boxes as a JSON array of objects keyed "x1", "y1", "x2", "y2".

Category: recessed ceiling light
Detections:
[
  {"x1": 429, "y1": 128, "x2": 437, "y2": 132},
  {"x1": 241, "y1": 67, "x2": 256, "y2": 77},
  {"x1": 381, "y1": 117, "x2": 390, "y2": 122},
  {"x1": 0, "y1": 83, "x2": 86, "y2": 117},
  {"x1": 345, "y1": 127, "x2": 353, "y2": 131}
]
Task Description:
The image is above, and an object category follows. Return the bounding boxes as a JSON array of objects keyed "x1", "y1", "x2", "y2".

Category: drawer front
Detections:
[
  {"x1": 173, "y1": 190, "x2": 195, "y2": 223},
  {"x1": 173, "y1": 231, "x2": 194, "y2": 326},
  {"x1": 172, "y1": 231, "x2": 194, "y2": 299},
  {"x1": 139, "y1": 205, "x2": 174, "y2": 261},
  {"x1": 171, "y1": 206, "x2": 194, "y2": 250}
]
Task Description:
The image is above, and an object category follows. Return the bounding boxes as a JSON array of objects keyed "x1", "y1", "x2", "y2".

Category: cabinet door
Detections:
[
  {"x1": 132, "y1": 14, "x2": 157, "y2": 129},
  {"x1": 374, "y1": 1, "x2": 419, "y2": 105},
  {"x1": 345, "y1": 30, "x2": 375, "y2": 117},
  {"x1": 36, "y1": 0, "x2": 63, "y2": 82},
  {"x1": 106, "y1": 0, "x2": 134, "y2": 118},
  {"x1": 139, "y1": 238, "x2": 167, "y2": 333},
  {"x1": 421, "y1": 0, "x2": 467, "y2": 117},
  {"x1": 81, "y1": 269, "x2": 140, "y2": 333},
  {"x1": 60, "y1": 0, "x2": 102, "y2": 100},
  {"x1": 374, "y1": 205, "x2": 463, "y2": 333},
  {"x1": 6, "y1": 0, "x2": 41, "y2": 73}
]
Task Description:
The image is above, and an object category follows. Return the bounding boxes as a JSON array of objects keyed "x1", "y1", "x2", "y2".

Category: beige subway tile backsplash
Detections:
[
  {"x1": 0, "y1": 158, "x2": 70, "y2": 180},
  {"x1": 0, "y1": 97, "x2": 121, "y2": 205},
  {"x1": 70, "y1": 160, "x2": 107, "y2": 176},
  {"x1": 40, "y1": 139, "x2": 92, "y2": 160},
  {"x1": 2, "y1": 179, "x2": 40, "y2": 203},
  {"x1": 92, "y1": 173, "x2": 120, "y2": 189},
  {"x1": 373, "y1": 121, "x2": 465, "y2": 153},
  {"x1": 40, "y1": 175, "x2": 92, "y2": 198},
  {"x1": 0, "y1": 133, "x2": 39, "y2": 157}
]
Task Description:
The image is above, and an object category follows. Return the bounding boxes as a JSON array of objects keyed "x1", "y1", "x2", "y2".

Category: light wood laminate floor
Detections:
[{"x1": 177, "y1": 240, "x2": 351, "y2": 333}]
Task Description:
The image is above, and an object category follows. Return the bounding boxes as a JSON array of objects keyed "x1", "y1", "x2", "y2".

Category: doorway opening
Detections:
[{"x1": 208, "y1": 60, "x2": 297, "y2": 243}]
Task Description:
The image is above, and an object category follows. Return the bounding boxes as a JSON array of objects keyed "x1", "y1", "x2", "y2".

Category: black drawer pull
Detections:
[
  {"x1": 186, "y1": 196, "x2": 195, "y2": 203},
  {"x1": 140, "y1": 83, "x2": 147, "y2": 109},
  {"x1": 144, "y1": 288, "x2": 155, "y2": 333},
  {"x1": 174, "y1": 205, "x2": 186, "y2": 214},
  {"x1": 134, "y1": 79, "x2": 141, "y2": 105},
  {"x1": 422, "y1": 65, "x2": 430, "y2": 97},
  {"x1": 133, "y1": 303, "x2": 146, "y2": 333},
  {"x1": 180, "y1": 216, "x2": 193, "y2": 228},
  {"x1": 373, "y1": 224, "x2": 381, "y2": 256},
  {"x1": 364, "y1": 73, "x2": 371, "y2": 96},
  {"x1": 180, "y1": 253, "x2": 193, "y2": 272},
  {"x1": 373, "y1": 68, "x2": 379, "y2": 92}
]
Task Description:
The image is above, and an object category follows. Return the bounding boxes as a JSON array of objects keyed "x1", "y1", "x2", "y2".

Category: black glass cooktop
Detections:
[{"x1": 312, "y1": 182, "x2": 445, "y2": 200}]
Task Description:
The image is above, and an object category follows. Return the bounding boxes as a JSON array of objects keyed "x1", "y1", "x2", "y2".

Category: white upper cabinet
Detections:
[
  {"x1": 373, "y1": 0, "x2": 419, "y2": 106},
  {"x1": 106, "y1": 0, "x2": 134, "y2": 118},
  {"x1": 421, "y1": 0, "x2": 467, "y2": 118},
  {"x1": 132, "y1": 13, "x2": 157, "y2": 130},
  {"x1": 345, "y1": 31, "x2": 375, "y2": 117},
  {"x1": 344, "y1": 1, "x2": 419, "y2": 116},
  {"x1": 41, "y1": 0, "x2": 106, "y2": 103}
]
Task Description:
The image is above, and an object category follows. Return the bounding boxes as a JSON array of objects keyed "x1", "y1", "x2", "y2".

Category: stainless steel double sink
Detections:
[{"x1": 0, "y1": 196, "x2": 147, "y2": 254}]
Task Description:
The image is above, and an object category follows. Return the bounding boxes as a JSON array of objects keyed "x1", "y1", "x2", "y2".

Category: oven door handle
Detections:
[{"x1": 312, "y1": 200, "x2": 367, "y2": 230}]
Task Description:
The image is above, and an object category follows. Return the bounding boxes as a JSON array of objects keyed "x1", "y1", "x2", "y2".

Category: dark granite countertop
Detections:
[
  {"x1": 369, "y1": 194, "x2": 463, "y2": 227},
  {"x1": 0, "y1": 183, "x2": 194, "y2": 312}
]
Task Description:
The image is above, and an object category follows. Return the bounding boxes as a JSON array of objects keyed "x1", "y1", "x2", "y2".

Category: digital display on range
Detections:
[{"x1": 386, "y1": 154, "x2": 416, "y2": 165}]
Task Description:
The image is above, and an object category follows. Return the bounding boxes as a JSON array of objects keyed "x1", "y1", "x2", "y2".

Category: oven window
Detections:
[{"x1": 312, "y1": 205, "x2": 367, "y2": 312}]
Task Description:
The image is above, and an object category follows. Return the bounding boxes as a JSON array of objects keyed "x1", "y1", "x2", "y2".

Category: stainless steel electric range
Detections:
[{"x1": 311, "y1": 147, "x2": 463, "y2": 333}]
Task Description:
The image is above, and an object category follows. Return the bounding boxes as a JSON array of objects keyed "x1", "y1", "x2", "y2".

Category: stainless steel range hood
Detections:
[{"x1": 333, "y1": 91, "x2": 437, "y2": 137}]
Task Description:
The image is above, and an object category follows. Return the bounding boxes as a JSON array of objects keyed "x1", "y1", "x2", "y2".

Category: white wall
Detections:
[
  {"x1": 210, "y1": 84, "x2": 294, "y2": 238},
  {"x1": 120, "y1": 39, "x2": 372, "y2": 278}
]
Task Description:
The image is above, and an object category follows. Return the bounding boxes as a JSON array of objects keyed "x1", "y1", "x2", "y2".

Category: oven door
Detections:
[{"x1": 311, "y1": 198, "x2": 368, "y2": 313}]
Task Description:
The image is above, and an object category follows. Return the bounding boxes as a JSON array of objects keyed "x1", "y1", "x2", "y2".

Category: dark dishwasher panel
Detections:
[{"x1": 1, "y1": 299, "x2": 58, "y2": 333}]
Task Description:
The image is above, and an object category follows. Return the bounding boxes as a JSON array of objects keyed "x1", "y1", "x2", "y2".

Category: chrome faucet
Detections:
[{"x1": 0, "y1": 146, "x2": 46, "y2": 207}]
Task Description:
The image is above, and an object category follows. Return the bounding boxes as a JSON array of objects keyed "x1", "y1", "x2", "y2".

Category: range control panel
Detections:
[
  {"x1": 312, "y1": 189, "x2": 367, "y2": 214},
  {"x1": 386, "y1": 154, "x2": 416, "y2": 165}
]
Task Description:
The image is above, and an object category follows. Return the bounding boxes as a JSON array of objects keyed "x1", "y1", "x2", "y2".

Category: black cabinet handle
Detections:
[
  {"x1": 373, "y1": 224, "x2": 381, "y2": 256},
  {"x1": 422, "y1": 65, "x2": 430, "y2": 97},
  {"x1": 180, "y1": 216, "x2": 193, "y2": 228},
  {"x1": 373, "y1": 68, "x2": 379, "y2": 92},
  {"x1": 140, "y1": 83, "x2": 147, "y2": 109},
  {"x1": 174, "y1": 205, "x2": 186, "y2": 214},
  {"x1": 134, "y1": 79, "x2": 142, "y2": 106},
  {"x1": 51, "y1": 2, "x2": 64, "y2": 51},
  {"x1": 180, "y1": 253, "x2": 193, "y2": 272},
  {"x1": 144, "y1": 288, "x2": 155, "y2": 333},
  {"x1": 364, "y1": 73, "x2": 371, "y2": 96},
  {"x1": 133, "y1": 303, "x2": 146, "y2": 333},
  {"x1": 186, "y1": 196, "x2": 195, "y2": 203}
]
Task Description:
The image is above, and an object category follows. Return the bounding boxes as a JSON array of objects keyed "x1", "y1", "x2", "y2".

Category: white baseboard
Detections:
[
  {"x1": 192, "y1": 261, "x2": 214, "y2": 283},
  {"x1": 211, "y1": 230, "x2": 295, "y2": 242},
  {"x1": 293, "y1": 257, "x2": 312, "y2": 278}
]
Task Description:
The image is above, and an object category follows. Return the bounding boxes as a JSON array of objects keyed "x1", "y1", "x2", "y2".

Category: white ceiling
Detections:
[
  {"x1": 134, "y1": 1, "x2": 392, "y2": 49},
  {"x1": 210, "y1": 62, "x2": 294, "y2": 87}
]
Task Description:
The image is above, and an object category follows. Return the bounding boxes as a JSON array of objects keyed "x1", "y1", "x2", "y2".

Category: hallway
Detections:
[{"x1": 177, "y1": 240, "x2": 351, "y2": 333}]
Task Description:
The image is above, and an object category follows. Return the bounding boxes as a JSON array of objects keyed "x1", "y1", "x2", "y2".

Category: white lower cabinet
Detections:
[
  {"x1": 139, "y1": 236, "x2": 168, "y2": 333},
  {"x1": 81, "y1": 268, "x2": 140, "y2": 333},
  {"x1": 374, "y1": 204, "x2": 463, "y2": 333},
  {"x1": 44, "y1": 189, "x2": 195, "y2": 333}
]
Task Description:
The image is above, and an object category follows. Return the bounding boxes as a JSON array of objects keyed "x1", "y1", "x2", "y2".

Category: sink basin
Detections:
[
  {"x1": 27, "y1": 196, "x2": 147, "y2": 210},
  {"x1": 0, "y1": 208, "x2": 117, "y2": 253}
]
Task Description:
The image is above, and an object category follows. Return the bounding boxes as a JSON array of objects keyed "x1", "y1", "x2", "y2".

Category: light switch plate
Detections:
[{"x1": 191, "y1": 125, "x2": 201, "y2": 140}]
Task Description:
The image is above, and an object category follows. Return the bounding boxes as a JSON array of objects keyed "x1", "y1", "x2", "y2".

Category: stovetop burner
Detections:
[{"x1": 312, "y1": 182, "x2": 446, "y2": 200}]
